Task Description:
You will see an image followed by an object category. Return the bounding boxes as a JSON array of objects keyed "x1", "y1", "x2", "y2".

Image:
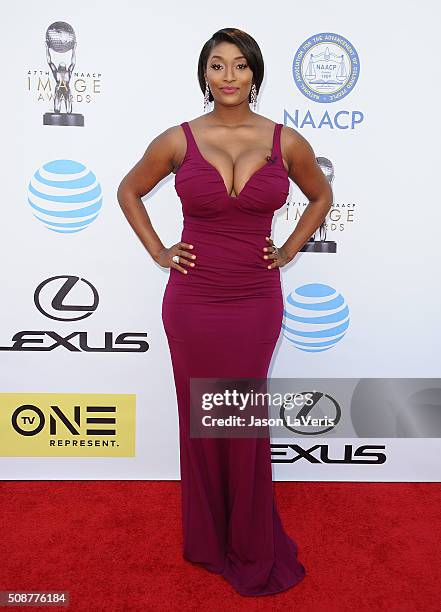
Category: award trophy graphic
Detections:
[
  {"x1": 43, "y1": 21, "x2": 84, "y2": 126},
  {"x1": 300, "y1": 156, "x2": 337, "y2": 253}
]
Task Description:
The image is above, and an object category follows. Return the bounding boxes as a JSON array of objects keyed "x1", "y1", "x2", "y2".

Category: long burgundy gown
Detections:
[{"x1": 161, "y1": 120, "x2": 306, "y2": 596}]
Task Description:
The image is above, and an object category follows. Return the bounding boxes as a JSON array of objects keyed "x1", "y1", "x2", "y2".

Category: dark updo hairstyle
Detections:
[{"x1": 197, "y1": 28, "x2": 264, "y2": 104}]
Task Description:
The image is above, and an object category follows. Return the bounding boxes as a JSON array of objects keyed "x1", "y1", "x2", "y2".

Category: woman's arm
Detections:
[
  {"x1": 116, "y1": 126, "x2": 195, "y2": 274},
  {"x1": 274, "y1": 126, "x2": 333, "y2": 264}
]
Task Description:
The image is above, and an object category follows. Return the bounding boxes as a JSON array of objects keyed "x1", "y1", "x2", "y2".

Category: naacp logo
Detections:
[{"x1": 292, "y1": 32, "x2": 360, "y2": 103}]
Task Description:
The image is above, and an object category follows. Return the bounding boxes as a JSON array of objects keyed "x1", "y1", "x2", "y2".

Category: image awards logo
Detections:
[{"x1": 43, "y1": 21, "x2": 84, "y2": 126}]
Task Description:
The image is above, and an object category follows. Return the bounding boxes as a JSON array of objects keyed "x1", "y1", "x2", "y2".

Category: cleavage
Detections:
[{"x1": 198, "y1": 142, "x2": 271, "y2": 198}]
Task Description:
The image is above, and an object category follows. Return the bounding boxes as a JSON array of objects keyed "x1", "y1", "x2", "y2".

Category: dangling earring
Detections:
[
  {"x1": 250, "y1": 83, "x2": 257, "y2": 110},
  {"x1": 204, "y1": 81, "x2": 210, "y2": 112}
]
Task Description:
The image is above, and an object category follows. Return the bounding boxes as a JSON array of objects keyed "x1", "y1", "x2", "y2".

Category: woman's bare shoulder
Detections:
[
  {"x1": 144, "y1": 123, "x2": 187, "y2": 173},
  {"x1": 151, "y1": 123, "x2": 185, "y2": 145},
  {"x1": 280, "y1": 124, "x2": 318, "y2": 154},
  {"x1": 280, "y1": 124, "x2": 316, "y2": 166},
  {"x1": 280, "y1": 123, "x2": 305, "y2": 145}
]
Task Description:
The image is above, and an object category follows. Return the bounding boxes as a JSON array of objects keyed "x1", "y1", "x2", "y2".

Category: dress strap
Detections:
[
  {"x1": 272, "y1": 123, "x2": 283, "y2": 162},
  {"x1": 180, "y1": 121, "x2": 198, "y2": 157}
]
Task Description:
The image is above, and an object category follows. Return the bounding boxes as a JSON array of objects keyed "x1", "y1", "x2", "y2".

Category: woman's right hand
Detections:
[{"x1": 153, "y1": 242, "x2": 196, "y2": 274}]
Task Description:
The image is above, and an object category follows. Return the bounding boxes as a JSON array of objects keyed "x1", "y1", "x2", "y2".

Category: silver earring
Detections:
[
  {"x1": 250, "y1": 83, "x2": 257, "y2": 110},
  {"x1": 204, "y1": 81, "x2": 210, "y2": 112}
]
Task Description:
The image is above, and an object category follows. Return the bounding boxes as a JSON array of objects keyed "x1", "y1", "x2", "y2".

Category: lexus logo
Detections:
[
  {"x1": 0, "y1": 274, "x2": 149, "y2": 353},
  {"x1": 271, "y1": 444, "x2": 386, "y2": 464},
  {"x1": 34, "y1": 275, "x2": 99, "y2": 321},
  {"x1": 280, "y1": 390, "x2": 342, "y2": 435}
]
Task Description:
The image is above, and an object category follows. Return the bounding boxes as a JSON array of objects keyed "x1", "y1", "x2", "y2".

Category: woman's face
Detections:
[{"x1": 204, "y1": 41, "x2": 253, "y2": 105}]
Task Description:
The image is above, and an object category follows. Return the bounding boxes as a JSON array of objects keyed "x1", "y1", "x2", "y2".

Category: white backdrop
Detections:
[{"x1": 1, "y1": 0, "x2": 440, "y2": 480}]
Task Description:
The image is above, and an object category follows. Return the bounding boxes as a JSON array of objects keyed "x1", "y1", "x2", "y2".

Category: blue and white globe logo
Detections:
[
  {"x1": 283, "y1": 283, "x2": 350, "y2": 352},
  {"x1": 292, "y1": 32, "x2": 360, "y2": 103},
  {"x1": 27, "y1": 159, "x2": 103, "y2": 233}
]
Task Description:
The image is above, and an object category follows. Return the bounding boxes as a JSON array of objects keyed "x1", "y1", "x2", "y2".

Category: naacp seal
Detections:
[{"x1": 292, "y1": 32, "x2": 360, "y2": 103}]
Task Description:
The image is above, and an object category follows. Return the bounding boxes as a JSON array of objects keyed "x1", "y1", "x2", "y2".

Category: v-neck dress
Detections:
[{"x1": 161, "y1": 120, "x2": 306, "y2": 596}]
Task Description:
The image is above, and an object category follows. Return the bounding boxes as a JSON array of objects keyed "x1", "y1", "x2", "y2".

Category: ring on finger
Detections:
[{"x1": 172, "y1": 255, "x2": 180, "y2": 264}]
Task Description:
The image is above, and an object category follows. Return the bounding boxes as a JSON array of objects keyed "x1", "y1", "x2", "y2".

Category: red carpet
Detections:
[{"x1": 0, "y1": 481, "x2": 440, "y2": 611}]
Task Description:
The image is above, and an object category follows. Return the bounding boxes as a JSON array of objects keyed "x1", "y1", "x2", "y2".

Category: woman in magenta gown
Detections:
[{"x1": 118, "y1": 28, "x2": 332, "y2": 597}]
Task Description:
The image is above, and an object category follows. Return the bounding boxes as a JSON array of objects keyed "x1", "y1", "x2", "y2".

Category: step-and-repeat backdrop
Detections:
[{"x1": 1, "y1": 1, "x2": 440, "y2": 480}]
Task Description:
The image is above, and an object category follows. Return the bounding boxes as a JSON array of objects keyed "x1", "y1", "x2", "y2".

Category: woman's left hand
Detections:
[{"x1": 263, "y1": 236, "x2": 293, "y2": 269}]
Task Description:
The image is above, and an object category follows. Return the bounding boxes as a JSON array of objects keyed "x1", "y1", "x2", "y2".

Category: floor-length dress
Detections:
[{"x1": 161, "y1": 120, "x2": 306, "y2": 596}]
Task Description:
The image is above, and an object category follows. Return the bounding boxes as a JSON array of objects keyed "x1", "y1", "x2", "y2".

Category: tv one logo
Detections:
[
  {"x1": 12, "y1": 403, "x2": 117, "y2": 440},
  {"x1": 1, "y1": 394, "x2": 136, "y2": 457}
]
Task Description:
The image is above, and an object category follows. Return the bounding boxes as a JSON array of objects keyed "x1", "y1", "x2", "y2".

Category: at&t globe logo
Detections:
[
  {"x1": 27, "y1": 159, "x2": 103, "y2": 233},
  {"x1": 283, "y1": 283, "x2": 350, "y2": 352}
]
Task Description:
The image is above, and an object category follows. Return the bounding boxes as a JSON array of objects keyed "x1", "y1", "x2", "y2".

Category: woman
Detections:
[{"x1": 117, "y1": 28, "x2": 332, "y2": 596}]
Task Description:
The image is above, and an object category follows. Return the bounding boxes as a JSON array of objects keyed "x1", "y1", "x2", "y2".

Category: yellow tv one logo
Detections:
[{"x1": 0, "y1": 393, "x2": 135, "y2": 456}]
